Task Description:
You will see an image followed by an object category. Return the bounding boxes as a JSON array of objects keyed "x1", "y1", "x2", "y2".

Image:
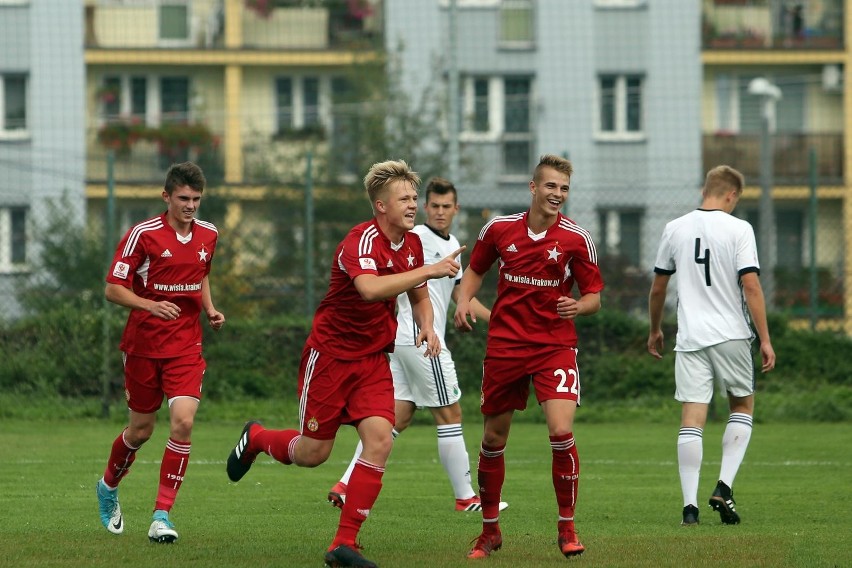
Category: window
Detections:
[
  {"x1": 598, "y1": 209, "x2": 642, "y2": 266},
  {"x1": 159, "y1": 1, "x2": 191, "y2": 45},
  {"x1": 160, "y1": 77, "x2": 189, "y2": 123},
  {"x1": 747, "y1": 209, "x2": 803, "y2": 269},
  {"x1": 275, "y1": 76, "x2": 330, "y2": 134},
  {"x1": 0, "y1": 73, "x2": 27, "y2": 137},
  {"x1": 460, "y1": 75, "x2": 534, "y2": 177},
  {"x1": 499, "y1": 0, "x2": 534, "y2": 48},
  {"x1": 597, "y1": 74, "x2": 644, "y2": 140},
  {"x1": 594, "y1": 0, "x2": 647, "y2": 7},
  {"x1": 503, "y1": 77, "x2": 532, "y2": 176},
  {"x1": 0, "y1": 206, "x2": 28, "y2": 272},
  {"x1": 130, "y1": 77, "x2": 147, "y2": 120},
  {"x1": 303, "y1": 77, "x2": 320, "y2": 128},
  {"x1": 331, "y1": 76, "x2": 358, "y2": 178},
  {"x1": 276, "y1": 78, "x2": 294, "y2": 131},
  {"x1": 101, "y1": 76, "x2": 122, "y2": 120}
]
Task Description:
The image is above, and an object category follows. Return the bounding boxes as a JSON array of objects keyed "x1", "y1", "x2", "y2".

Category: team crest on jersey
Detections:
[
  {"x1": 307, "y1": 417, "x2": 320, "y2": 432},
  {"x1": 406, "y1": 250, "x2": 416, "y2": 267},
  {"x1": 112, "y1": 261, "x2": 130, "y2": 280},
  {"x1": 197, "y1": 244, "x2": 210, "y2": 263},
  {"x1": 124, "y1": 388, "x2": 130, "y2": 402},
  {"x1": 545, "y1": 243, "x2": 564, "y2": 264}
]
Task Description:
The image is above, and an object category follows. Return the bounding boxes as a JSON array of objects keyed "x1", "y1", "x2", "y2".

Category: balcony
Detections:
[
  {"x1": 702, "y1": 132, "x2": 843, "y2": 186},
  {"x1": 86, "y1": 121, "x2": 223, "y2": 185},
  {"x1": 84, "y1": 0, "x2": 383, "y2": 51},
  {"x1": 703, "y1": 0, "x2": 843, "y2": 50}
]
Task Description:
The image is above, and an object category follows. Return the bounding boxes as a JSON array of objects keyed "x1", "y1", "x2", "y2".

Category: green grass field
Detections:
[{"x1": 0, "y1": 418, "x2": 849, "y2": 567}]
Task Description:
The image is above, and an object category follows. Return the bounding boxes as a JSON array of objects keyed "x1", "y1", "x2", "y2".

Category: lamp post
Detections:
[{"x1": 748, "y1": 77, "x2": 782, "y2": 309}]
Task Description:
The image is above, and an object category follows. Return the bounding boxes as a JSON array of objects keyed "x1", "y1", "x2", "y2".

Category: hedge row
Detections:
[{"x1": 1, "y1": 306, "x2": 850, "y2": 414}]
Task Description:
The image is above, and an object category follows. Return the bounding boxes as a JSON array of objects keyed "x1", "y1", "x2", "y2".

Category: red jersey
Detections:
[
  {"x1": 307, "y1": 219, "x2": 425, "y2": 360},
  {"x1": 106, "y1": 213, "x2": 218, "y2": 358},
  {"x1": 469, "y1": 211, "x2": 603, "y2": 350}
]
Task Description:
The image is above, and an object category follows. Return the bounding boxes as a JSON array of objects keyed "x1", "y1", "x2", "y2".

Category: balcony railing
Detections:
[
  {"x1": 703, "y1": 0, "x2": 843, "y2": 50},
  {"x1": 85, "y1": 0, "x2": 383, "y2": 51},
  {"x1": 86, "y1": 122, "x2": 223, "y2": 185},
  {"x1": 703, "y1": 132, "x2": 843, "y2": 186}
]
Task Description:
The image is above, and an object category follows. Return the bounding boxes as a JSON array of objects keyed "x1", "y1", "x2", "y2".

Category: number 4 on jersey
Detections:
[{"x1": 694, "y1": 237, "x2": 711, "y2": 286}]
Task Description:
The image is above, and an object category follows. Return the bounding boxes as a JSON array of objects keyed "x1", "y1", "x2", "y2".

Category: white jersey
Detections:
[
  {"x1": 654, "y1": 208, "x2": 759, "y2": 351},
  {"x1": 395, "y1": 224, "x2": 462, "y2": 347}
]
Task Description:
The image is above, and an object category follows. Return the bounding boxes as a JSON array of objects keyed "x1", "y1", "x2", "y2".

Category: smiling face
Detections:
[
  {"x1": 377, "y1": 179, "x2": 419, "y2": 241},
  {"x1": 163, "y1": 185, "x2": 202, "y2": 231},
  {"x1": 530, "y1": 165, "x2": 569, "y2": 220}
]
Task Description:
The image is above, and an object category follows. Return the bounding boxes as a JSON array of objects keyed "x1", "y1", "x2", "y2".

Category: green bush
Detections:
[{"x1": 2, "y1": 304, "x2": 851, "y2": 423}]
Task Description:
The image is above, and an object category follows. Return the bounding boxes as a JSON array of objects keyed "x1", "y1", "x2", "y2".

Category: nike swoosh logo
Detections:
[{"x1": 112, "y1": 517, "x2": 122, "y2": 530}]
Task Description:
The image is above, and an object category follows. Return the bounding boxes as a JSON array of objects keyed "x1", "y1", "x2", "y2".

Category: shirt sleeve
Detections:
[{"x1": 106, "y1": 230, "x2": 145, "y2": 287}]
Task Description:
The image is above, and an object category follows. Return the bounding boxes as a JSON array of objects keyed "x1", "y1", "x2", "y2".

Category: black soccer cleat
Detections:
[
  {"x1": 324, "y1": 544, "x2": 378, "y2": 568},
  {"x1": 709, "y1": 480, "x2": 741, "y2": 524},
  {"x1": 681, "y1": 504, "x2": 700, "y2": 526},
  {"x1": 226, "y1": 420, "x2": 261, "y2": 482}
]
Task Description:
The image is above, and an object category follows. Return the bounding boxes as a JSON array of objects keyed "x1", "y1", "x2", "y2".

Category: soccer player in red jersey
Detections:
[
  {"x1": 454, "y1": 154, "x2": 604, "y2": 560},
  {"x1": 226, "y1": 159, "x2": 465, "y2": 568},
  {"x1": 95, "y1": 161, "x2": 225, "y2": 544}
]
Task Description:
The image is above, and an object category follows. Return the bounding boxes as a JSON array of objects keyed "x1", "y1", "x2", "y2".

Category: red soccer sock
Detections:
[
  {"x1": 330, "y1": 459, "x2": 384, "y2": 549},
  {"x1": 551, "y1": 432, "x2": 579, "y2": 519},
  {"x1": 154, "y1": 438, "x2": 191, "y2": 512},
  {"x1": 103, "y1": 429, "x2": 139, "y2": 487},
  {"x1": 252, "y1": 427, "x2": 300, "y2": 465},
  {"x1": 477, "y1": 443, "x2": 506, "y2": 522}
]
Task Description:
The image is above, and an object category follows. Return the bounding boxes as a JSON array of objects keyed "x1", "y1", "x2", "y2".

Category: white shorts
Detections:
[
  {"x1": 674, "y1": 339, "x2": 755, "y2": 403},
  {"x1": 390, "y1": 344, "x2": 461, "y2": 408}
]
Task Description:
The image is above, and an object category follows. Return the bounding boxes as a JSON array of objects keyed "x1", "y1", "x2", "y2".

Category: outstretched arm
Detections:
[{"x1": 354, "y1": 246, "x2": 465, "y2": 302}]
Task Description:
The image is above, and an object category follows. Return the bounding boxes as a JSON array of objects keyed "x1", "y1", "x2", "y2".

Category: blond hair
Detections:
[
  {"x1": 363, "y1": 159, "x2": 421, "y2": 204},
  {"x1": 703, "y1": 165, "x2": 745, "y2": 198},
  {"x1": 534, "y1": 154, "x2": 573, "y2": 183}
]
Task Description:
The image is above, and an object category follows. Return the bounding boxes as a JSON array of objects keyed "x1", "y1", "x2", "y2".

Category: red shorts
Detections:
[
  {"x1": 123, "y1": 352, "x2": 206, "y2": 414},
  {"x1": 480, "y1": 347, "x2": 581, "y2": 416},
  {"x1": 297, "y1": 346, "x2": 394, "y2": 440}
]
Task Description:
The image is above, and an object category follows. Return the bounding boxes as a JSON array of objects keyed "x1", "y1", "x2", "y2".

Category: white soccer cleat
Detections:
[{"x1": 148, "y1": 510, "x2": 178, "y2": 543}]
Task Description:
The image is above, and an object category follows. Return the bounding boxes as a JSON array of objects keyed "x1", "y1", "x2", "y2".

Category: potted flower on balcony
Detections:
[{"x1": 97, "y1": 119, "x2": 148, "y2": 157}]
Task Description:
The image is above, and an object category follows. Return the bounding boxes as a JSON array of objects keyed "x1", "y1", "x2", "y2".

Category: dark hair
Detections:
[
  {"x1": 164, "y1": 161, "x2": 206, "y2": 195},
  {"x1": 425, "y1": 177, "x2": 457, "y2": 203}
]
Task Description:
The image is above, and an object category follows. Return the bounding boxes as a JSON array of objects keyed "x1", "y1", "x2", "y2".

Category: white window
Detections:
[
  {"x1": 99, "y1": 74, "x2": 172, "y2": 126},
  {"x1": 596, "y1": 74, "x2": 644, "y2": 141},
  {"x1": 499, "y1": 0, "x2": 534, "y2": 49},
  {"x1": 594, "y1": 0, "x2": 647, "y2": 8},
  {"x1": 460, "y1": 75, "x2": 534, "y2": 177},
  {"x1": 275, "y1": 75, "x2": 330, "y2": 135},
  {"x1": 0, "y1": 73, "x2": 28, "y2": 139},
  {"x1": 0, "y1": 206, "x2": 28, "y2": 273},
  {"x1": 159, "y1": 1, "x2": 192, "y2": 46},
  {"x1": 598, "y1": 208, "x2": 642, "y2": 266}
]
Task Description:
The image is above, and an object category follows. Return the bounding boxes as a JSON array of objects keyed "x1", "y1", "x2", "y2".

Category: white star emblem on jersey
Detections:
[
  {"x1": 407, "y1": 253, "x2": 415, "y2": 266},
  {"x1": 198, "y1": 247, "x2": 209, "y2": 262},
  {"x1": 547, "y1": 246, "x2": 562, "y2": 261}
]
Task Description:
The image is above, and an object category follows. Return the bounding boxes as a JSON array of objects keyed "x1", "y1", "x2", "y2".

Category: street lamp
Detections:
[{"x1": 748, "y1": 77, "x2": 782, "y2": 309}]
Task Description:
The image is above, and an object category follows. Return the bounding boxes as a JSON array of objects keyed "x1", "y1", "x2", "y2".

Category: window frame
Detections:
[
  {"x1": 595, "y1": 73, "x2": 646, "y2": 142},
  {"x1": 0, "y1": 73, "x2": 29, "y2": 141},
  {"x1": 274, "y1": 75, "x2": 331, "y2": 135},
  {"x1": 158, "y1": 0, "x2": 193, "y2": 47},
  {"x1": 0, "y1": 206, "x2": 29, "y2": 273},
  {"x1": 498, "y1": 0, "x2": 535, "y2": 50}
]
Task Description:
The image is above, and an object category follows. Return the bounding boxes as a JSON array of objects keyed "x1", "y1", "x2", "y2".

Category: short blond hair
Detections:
[
  {"x1": 363, "y1": 159, "x2": 421, "y2": 203},
  {"x1": 534, "y1": 154, "x2": 573, "y2": 183},
  {"x1": 703, "y1": 165, "x2": 745, "y2": 198}
]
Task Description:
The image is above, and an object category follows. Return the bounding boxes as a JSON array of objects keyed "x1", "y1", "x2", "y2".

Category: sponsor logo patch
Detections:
[
  {"x1": 112, "y1": 261, "x2": 130, "y2": 280},
  {"x1": 359, "y1": 257, "x2": 377, "y2": 270}
]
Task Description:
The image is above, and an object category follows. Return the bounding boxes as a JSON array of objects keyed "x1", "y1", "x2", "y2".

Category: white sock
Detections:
[
  {"x1": 340, "y1": 429, "x2": 399, "y2": 485},
  {"x1": 437, "y1": 424, "x2": 475, "y2": 500},
  {"x1": 719, "y1": 413, "x2": 753, "y2": 487},
  {"x1": 677, "y1": 427, "x2": 703, "y2": 507}
]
